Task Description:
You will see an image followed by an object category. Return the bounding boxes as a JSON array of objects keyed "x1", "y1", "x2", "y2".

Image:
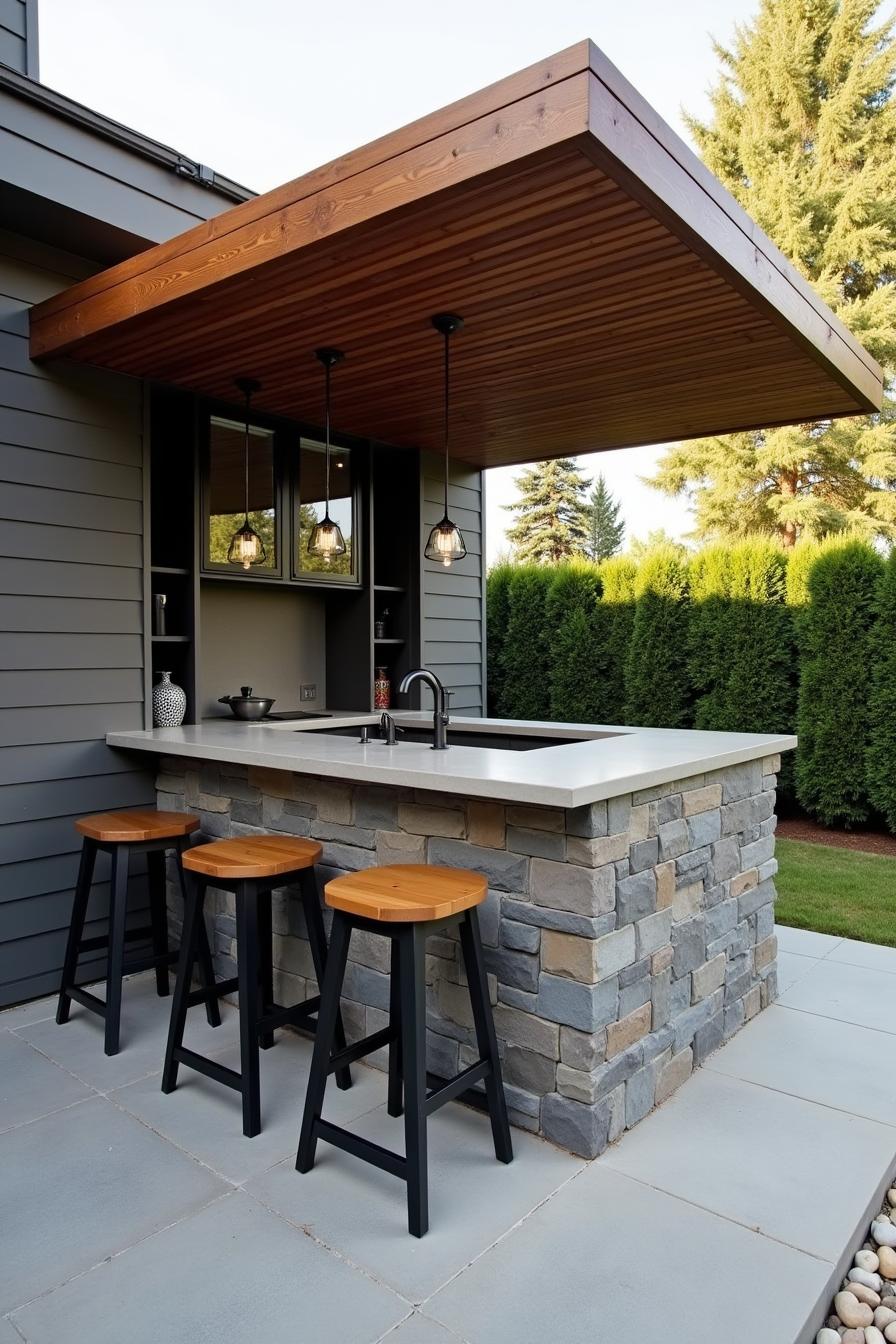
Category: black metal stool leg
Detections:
[
  {"x1": 236, "y1": 881, "x2": 262, "y2": 1137},
  {"x1": 257, "y1": 888, "x2": 275, "y2": 1050},
  {"x1": 300, "y1": 868, "x2": 352, "y2": 1091},
  {"x1": 459, "y1": 908, "x2": 513, "y2": 1165},
  {"x1": 56, "y1": 837, "x2": 97, "y2": 1024},
  {"x1": 399, "y1": 924, "x2": 428, "y2": 1237},
  {"x1": 104, "y1": 844, "x2": 129, "y2": 1056},
  {"x1": 162, "y1": 873, "x2": 205, "y2": 1094},
  {"x1": 174, "y1": 839, "x2": 220, "y2": 1029},
  {"x1": 387, "y1": 934, "x2": 403, "y2": 1117},
  {"x1": 147, "y1": 849, "x2": 170, "y2": 998},
  {"x1": 296, "y1": 910, "x2": 352, "y2": 1172}
]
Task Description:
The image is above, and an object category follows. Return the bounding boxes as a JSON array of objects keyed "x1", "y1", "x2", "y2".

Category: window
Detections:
[
  {"x1": 294, "y1": 438, "x2": 357, "y2": 580},
  {"x1": 204, "y1": 415, "x2": 278, "y2": 573}
]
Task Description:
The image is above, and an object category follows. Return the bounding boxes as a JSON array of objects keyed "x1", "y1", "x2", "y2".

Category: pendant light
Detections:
[
  {"x1": 425, "y1": 313, "x2": 467, "y2": 567},
  {"x1": 308, "y1": 347, "x2": 347, "y2": 563},
  {"x1": 228, "y1": 377, "x2": 266, "y2": 570}
]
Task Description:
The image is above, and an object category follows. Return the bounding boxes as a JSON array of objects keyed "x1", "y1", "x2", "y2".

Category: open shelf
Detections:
[
  {"x1": 152, "y1": 634, "x2": 191, "y2": 643},
  {"x1": 150, "y1": 565, "x2": 190, "y2": 576},
  {"x1": 374, "y1": 583, "x2": 406, "y2": 594},
  {"x1": 374, "y1": 637, "x2": 405, "y2": 645}
]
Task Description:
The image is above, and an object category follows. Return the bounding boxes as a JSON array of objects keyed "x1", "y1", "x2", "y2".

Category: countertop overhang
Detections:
[{"x1": 106, "y1": 714, "x2": 796, "y2": 809}]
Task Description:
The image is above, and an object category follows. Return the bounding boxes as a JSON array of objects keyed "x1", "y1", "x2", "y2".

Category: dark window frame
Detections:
[{"x1": 290, "y1": 434, "x2": 363, "y2": 586}]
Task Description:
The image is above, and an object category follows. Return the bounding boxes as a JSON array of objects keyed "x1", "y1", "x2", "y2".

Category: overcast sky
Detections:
[{"x1": 39, "y1": 0, "x2": 754, "y2": 561}]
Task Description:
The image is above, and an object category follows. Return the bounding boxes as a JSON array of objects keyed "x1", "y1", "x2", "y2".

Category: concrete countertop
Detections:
[{"x1": 106, "y1": 713, "x2": 797, "y2": 809}]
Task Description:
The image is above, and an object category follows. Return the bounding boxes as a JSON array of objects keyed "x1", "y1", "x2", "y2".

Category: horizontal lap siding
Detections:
[
  {"x1": 0, "y1": 233, "x2": 153, "y2": 1006},
  {"x1": 421, "y1": 453, "x2": 485, "y2": 715}
]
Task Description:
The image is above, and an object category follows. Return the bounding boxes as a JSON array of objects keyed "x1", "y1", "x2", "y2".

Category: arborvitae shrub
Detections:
[
  {"x1": 795, "y1": 537, "x2": 883, "y2": 826},
  {"x1": 624, "y1": 546, "x2": 692, "y2": 728},
  {"x1": 498, "y1": 565, "x2": 554, "y2": 720},
  {"x1": 596, "y1": 555, "x2": 637, "y2": 724},
  {"x1": 546, "y1": 561, "x2": 604, "y2": 722},
  {"x1": 866, "y1": 550, "x2": 896, "y2": 830},
  {"x1": 485, "y1": 563, "x2": 514, "y2": 716}
]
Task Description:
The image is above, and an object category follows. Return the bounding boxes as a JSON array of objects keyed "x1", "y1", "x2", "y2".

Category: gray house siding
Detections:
[
  {"x1": 0, "y1": 228, "x2": 152, "y2": 1006},
  {"x1": 421, "y1": 453, "x2": 485, "y2": 715},
  {"x1": 0, "y1": 1, "x2": 37, "y2": 79}
]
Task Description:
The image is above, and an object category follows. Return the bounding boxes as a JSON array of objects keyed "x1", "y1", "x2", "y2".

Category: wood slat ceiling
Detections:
[{"x1": 29, "y1": 42, "x2": 883, "y2": 468}]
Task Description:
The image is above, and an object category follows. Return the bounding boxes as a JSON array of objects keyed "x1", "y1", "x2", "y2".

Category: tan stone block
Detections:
[
  {"x1": 606, "y1": 1002, "x2": 651, "y2": 1058},
  {"x1": 629, "y1": 804, "x2": 650, "y2": 842},
  {"x1": 506, "y1": 805, "x2": 564, "y2": 833},
  {"x1": 754, "y1": 934, "x2": 777, "y2": 972},
  {"x1": 651, "y1": 944, "x2": 674, "y2": 975},
  {"x1": 656, "y1": 860, "x2": 675, "y2": 910},
  {"x1": 494, "y1": 1004, "x2": 559, "y2": 1058},
  {"x1": 398, "y1": 803, "x2": 466, "y2": 838},
  {"x1": 731, "y1": 867, "x2": 758, "y2": 898},
  {"x1": 743, "y1": 984, "x2": 761, "y2": 1020},
  {"x1": 567, "y1": 831, "x2": 629, "y2": 868},
  {"x1": 196, "y1": 792, "x2": 229, "y2": 813},
  {"x1": 673, "y1": 880, "x2": 703, "y2": 922},
  {"x1": 307, "y1": 779, "x2": 353, "y2": 822},
  {"x1": 691, "y1": 952, "x2": 726, "y2": 1002},
  {"x1": 542, "y1": 930, "x2": 595, "y2": 983},
  {"x1": 655, "y1": 1047, "x2": 693, "y2": 1105},
  {"x1": 248, "y1": 766, "x2": 296, "y2": 798},
  {"x1": 682, "y1": 783, "x2": 723, "y2": 816},
  {"x1": 761, "y1": 754, "x2": 781, "y2": 774},
  {"x1": 467, "y1": 801, "x2": 506, "y2": 848},
  {"x1": 376, "y1": 829, "x2": 426, "y2": 865},
  {"x1": 556, "y1": 1063, "x2": 601, "y2": 1104}
]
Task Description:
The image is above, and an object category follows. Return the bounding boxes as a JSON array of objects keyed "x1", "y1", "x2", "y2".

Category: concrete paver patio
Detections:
[{"x1": 1, "y1": 927, "x2": 893, "y2": 1344}]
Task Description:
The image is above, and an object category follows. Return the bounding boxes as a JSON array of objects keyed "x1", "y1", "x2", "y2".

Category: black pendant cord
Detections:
[
  {"x1": 243, "y1": 385, "x2": 251, "y2": 524},
  {"x1": 324, "y1": 358, "x2": 332, "y2": 519},
  {"x1": 442, "y1": 326, "x2": 450, "y2": 518}
]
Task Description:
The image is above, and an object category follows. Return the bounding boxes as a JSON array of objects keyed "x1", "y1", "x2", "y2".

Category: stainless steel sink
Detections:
[{"x1": 296, "y1": 725, "x2": 594, "y2": 751}]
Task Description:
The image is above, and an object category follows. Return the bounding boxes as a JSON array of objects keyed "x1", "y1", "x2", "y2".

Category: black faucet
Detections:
[
  {"x1": 379, "y1": 711, "x2": 402, "y2": 745},
  {"x1": 398, "y1": 668, "x2": 450, "y2": 750}
]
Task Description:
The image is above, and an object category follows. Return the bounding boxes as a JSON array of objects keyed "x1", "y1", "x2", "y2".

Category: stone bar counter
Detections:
[{"x1": 107, "y1": 714, "x2": 794, "y2": 1158}]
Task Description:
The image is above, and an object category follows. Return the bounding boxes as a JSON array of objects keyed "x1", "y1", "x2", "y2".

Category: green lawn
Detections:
[{"x1": 774, "y1": 837, "x2": 896, "y2": 947}]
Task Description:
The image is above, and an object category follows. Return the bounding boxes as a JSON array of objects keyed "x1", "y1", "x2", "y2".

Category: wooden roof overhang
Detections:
[{"x1": 28, "y1": 41, "x2": 883, "y2": 469}]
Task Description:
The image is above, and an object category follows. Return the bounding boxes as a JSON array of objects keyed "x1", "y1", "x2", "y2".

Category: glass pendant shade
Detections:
[
  {"x1": 425, "y1": 517, "x2": 466, "y2": 566},
  {"x1": 228, "y1": 519, "x2": 266, "y2": 569},
  {"x1": 427, "y1": 313, "x2": 466, "y2": 568},
  {"x1": 228, "y1": 377, "x2": 266, "y2": 570},
  {"x1": 308, "y1": 347, "x2": 346, "y2": 561},
  {"x1": 307, "y1": 514, "x2": 346, "y2": 564}
]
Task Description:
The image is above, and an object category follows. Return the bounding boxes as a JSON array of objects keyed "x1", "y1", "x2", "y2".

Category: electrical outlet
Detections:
[{"x1": 300, "y1": 684, "x2": 317, "y2": 702}]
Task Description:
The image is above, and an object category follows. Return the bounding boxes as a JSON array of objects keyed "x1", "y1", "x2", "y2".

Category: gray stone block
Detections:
[
  {"x1": 739, "y1": 836, "x2": 775, "y2": 870},
  {"x1": 591, "y1": 1040, "x2": 644, "y2": 1098},
  {"x1": 538, "y1": 973, "x2": 619, "y2": 1032},
  {"x1": 693, "y1": 1009, "x2": 725, "y2": 1065},
  {"x1": 724, "y1": 998, "x2": 746, "y2": 1039},
  {"x1": 479, "y1": 888, "x2": 500, "y2": 947},
  {"x1": 672, "y1": 916, "x2": 705, "y2": 978},
  {"x1": 483, "y1": 946, "x2": 539, "y2": 993},
  {"x1": 618, "y1": 975, "x2": 651, "y2": 1016},
  {"x1": 501, "y1": 899, "x2": 615, "y2": 939},
  {"x1": 429, "y1": 838, "x2": 528, "y2": 892},
  {"x1": 654, "y1": 794, "x2": 684, "y2": 825},
  {"x1": 710, "y1": 836, "x2": 740, "y2": 882},
  {"x1": 504, "y1": 1045, "x2": 556, "y2": 1095},
  {"x1": 565, "y1": 800, "x2": 608, "y2": 838},
  {"x1": 616, "y1": 869, "x2": 657, "y2": 925},
  {"x1": 658, "y1": 817, "x2": 689, "y2": 860},
  {"x1": 231, "y1": 799, "x2": 262, "y2": 826},
  {"x1": 541, "y1": 1092, "x2": 609, "y2": 1159},
  {"x1": 676, "y1": 846, "x2": 711, "y2": 876},
  {"x1": 619, "y1": 956, "x2": 650, "y2": 988},
  {"x1": 672, "y1": 988, "x2": 722, "y2": 1053},
  {"x1": 754, "y1": 903, "x2": 775, "y2": 941},
  {"x1": 629, "y1": 836, "x2": 659, "y2": 873},
  {"x1": 737, "y1": 875, "x2": 776, "y2": 921},
  {"x1": 721, "y1": 760, "x2": 762, "y2": 802},
  {"x1": 530, "y1": 858, "x2": 615, "y2": 916},
  {"x1": 651, "y1": 967, "x2": 672, "y2": 1029},
  {"x1": 606, "y1": 795, "x2": 632, "y2": 834},
  {"x1": 311, "y1": 820, "x2": 375, "y2": 848},
  {"x1": 606, "y1": 1083, "x2": 627, "y2": 1143},
  {"x1": 354, "y1": 788, "x2": 399, "y2": 829},
  {"x1": 560, "y1": 1025, "x2": 605, "y2": 1072},
  {"x1": 642, "y1": 1021, "x2": 675, "y2": 1062},
  {"x1": 342, "y1": 961, "x2": 391, "y2": 1011},
  {"x1": 503, "y1": 1083, "x2": 541, "y2": 1118},
  {"x1": 687, "y1": 810, "x2": 722, "y2": 850},
  {"x1": 705, "y1": 897, "x2": 739, "y2": 943},
  {"x1": 500, "y1": 918, "x2": 541, "y2": 953},
  {"x1": 636, "y1": 908, "x2": 672, "y2": 958},
  {"x1": 668, "y1": 974, "x2": 691, "y2": 1017},
  {"x1": 625, "y1": 1059, "x2": 660, "y2": 1127},
  {"x1": 614, "y1": 859, "x2": 630, "y2": 880},
  {"x1": 506, "y1": 826, "x2": 566, "y2": 860},
  {"x1": 497, "y1": 984, "x2": 539, "y2": 1013},
  {"x1": 426, "y1": 1030, "x2": 460, "y2": 1078}
]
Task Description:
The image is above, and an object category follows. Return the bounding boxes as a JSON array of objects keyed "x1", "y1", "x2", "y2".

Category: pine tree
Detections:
[
  {"x1": 505, "y1": 458, "x2": 590, "y2": 563},
  {"x1": 587, "y1": 473, "x2": 625, "y2": 560},
  {"x1": 649, "y1": 0, "x2": 896, "y2": 546}
]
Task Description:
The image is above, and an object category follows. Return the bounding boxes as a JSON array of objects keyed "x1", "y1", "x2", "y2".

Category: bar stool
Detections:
[
  {"x1": 296, "y1": 863, "x2": 513, "y2": 1237},
  {"x1": 56, "y1": 808, "x2": 220, "y2": 1056},
  {"x1": 162, "y1": 834, "x2": 352, "y2": 1137}
]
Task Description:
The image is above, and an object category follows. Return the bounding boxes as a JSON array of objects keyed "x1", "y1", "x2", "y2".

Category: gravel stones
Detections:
[
  {"x1": 880, "y1": 1247, "x2": 896, "y2": 1279},
  {"x1": 857, "y1": 1250, "x2": 882, "y2": 1274},
  {"x1": 875, "y1": 1220, "x2": 896, "y2": 1249},
  {"x1": 834, "y1": 1292, "x2": 874, "y2": 1329},
  {"x1": 819, "y1": 1186, "x2": 896, "y2": 1343}
]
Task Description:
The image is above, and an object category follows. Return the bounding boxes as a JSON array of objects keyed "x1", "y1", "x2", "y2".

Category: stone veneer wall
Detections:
[{"x1": 156, "y1": 752, "x2": 781, "y2": 1159}]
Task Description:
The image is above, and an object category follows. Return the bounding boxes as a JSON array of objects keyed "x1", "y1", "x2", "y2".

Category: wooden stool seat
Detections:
[
  {"x1": 75, "y1": 808, "x2": 200, "y2": 843},
  {"x1": 182, "y1": 835, "x2": 322, "y2": 880},
  {"x1": 325, "y1": 864, "x2": 487, "y2": 923}
]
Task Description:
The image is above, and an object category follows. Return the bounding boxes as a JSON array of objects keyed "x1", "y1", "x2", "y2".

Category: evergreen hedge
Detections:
[
  {"x1": 866, "y1": 550, "x2": 896, "y2": 831},
  {"x1": 498, "y1": 565, "x2": 554, "y2": 720},
  {"x1": 596, "y1": 555, "x2": 637, "y2": 724},
  {"x1": 623, "y1": 545, "x2": 692, "y2": 728},
  {"x1": 546, "y1": 562, "x2": 605, "y2": 722},
  {"x1": 794, "y1": 537, "x2": 883, "y2": 827},
  {"x1": 485, "y1": 562, "x2": 514, "y2": 716}
]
